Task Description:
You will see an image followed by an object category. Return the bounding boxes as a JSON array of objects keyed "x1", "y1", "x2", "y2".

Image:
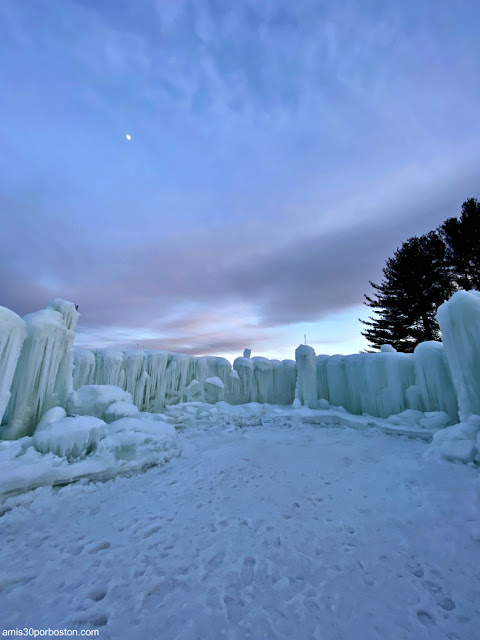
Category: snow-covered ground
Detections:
[{"x1": 1, "y1": 421, "x2": 479, "y2": 640}]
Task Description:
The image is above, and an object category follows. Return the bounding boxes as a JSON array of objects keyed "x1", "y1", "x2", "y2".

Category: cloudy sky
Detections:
[{"x1": 1, "y1": 0, "x2": 479, "y2": 361}]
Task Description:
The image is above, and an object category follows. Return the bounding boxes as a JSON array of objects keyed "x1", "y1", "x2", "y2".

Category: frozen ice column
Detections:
[
  {"x1": 295, "y1": 344, "x2": 318, "y2": 408},
  {"x1": 0, "y1": 306, "x2": 26, "y2": 424},
  {"x1": 2, "y1": 299, "x2": 79, "y2": 439},
  {"x1": 436, "y1": 290, "x2": 480, "y2": 421}
]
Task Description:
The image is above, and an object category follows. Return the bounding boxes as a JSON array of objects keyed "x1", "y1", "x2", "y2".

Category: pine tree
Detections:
[
  {"x1": 439, "y1": 198, "x2": 480, "y2": 290},
  {"x1": 360, "y1": 231, "x2": 453, "y2": 352}
]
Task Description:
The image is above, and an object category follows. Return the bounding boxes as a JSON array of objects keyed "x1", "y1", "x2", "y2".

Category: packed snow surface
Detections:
[{"x1": 1, "y1": 420, "x2": 479, "y2": 640}]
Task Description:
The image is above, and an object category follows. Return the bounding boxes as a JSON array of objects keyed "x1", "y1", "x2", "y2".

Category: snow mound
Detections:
[
  {"x1": 0, "y1": 416, "x2": 179, "y2": 497},
  {"x1": 205, "y1": 376, "x2": 224, "y2": 388},
  {"x1": 419, "y1": 411, "x2": 451, "y2": 430},
  {"x1": 204, "y1": 377, "x2": 225, "y2": 403},
  {"x1": 161, "y1": 400, "x2": 300, "y2": 431},
  {"x1": 426, "y1": 414, "x2": 480, "y2": 463},
  {"x1": 67, "y1": 385, "x2": 134, "y2": 420},
  {"x1": 98, "y1": 418, "x2": 177, "y2": 463},
  {"x1": 33, "y1": 416, "x2": 106, "y2": 459},
  {"x1": 35, "y1": 406, "x2": 67, "y2": 431},
  {"x1": 104, "y1": 401, "x2": 139, "y2": 423}
]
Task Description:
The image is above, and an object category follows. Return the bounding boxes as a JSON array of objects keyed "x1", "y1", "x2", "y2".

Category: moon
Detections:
[{"x1": 125, "y1": 134, "x2": 132, "y2": 141}]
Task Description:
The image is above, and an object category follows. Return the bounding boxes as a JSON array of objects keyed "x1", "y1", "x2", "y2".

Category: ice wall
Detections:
[
  {"x1": 436, "y1": 290, "x2": 480, "y2": 421},
  {"x1": 72, "y1": 349, "x2": 96, "y2": 389},
  {"x1": 0, "y1": 307, "x2": 26, "y2": 425},
  {"x1": 295, "y1": 344, "x2": 458, "y2": 422},
  {"x1": 2, "y1": 300, "x2": 79, "y2": 439},
  {"x1": 315, "y1": 351, "x2": 415, "y2": 417},
  {"x1": 2, "y1": 289, "x2": 478, "y2": 440},
  {"x1": 72, "y1": 349, "x2": 296, "y2": 410},
  {"x1": 413, "y1": 342, "x2": 458, "y2": 418}
]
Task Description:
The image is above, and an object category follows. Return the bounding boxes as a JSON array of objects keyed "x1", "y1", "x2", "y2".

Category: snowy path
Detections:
[{"x1": 1, "y1": 424, "x2": 479, "y2": 639}]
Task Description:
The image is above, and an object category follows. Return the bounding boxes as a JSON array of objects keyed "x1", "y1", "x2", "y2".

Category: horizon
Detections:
[{"x1": 1, "y1": 0, "x2": 479, "y2": 361}]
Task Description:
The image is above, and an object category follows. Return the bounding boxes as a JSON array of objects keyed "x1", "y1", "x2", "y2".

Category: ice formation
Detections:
[
  {"x1": 292, "y1": 346, "x2": 458, "y2": 423},
  {"x1": 412, "y1": 342, "x2": 458, "y2": 417},
  {"x1": 204, "y1": 376, "x2": 225, "y2": 403},
  {"x1": 98, "y1": 417, "x2": 177, "y2": 465},
  {"x1": 36, "y1": 406, "x2": 68, "y2": 431},
  {"x1": 0, "y1": 306, "x2": 26, "y2": 425},
  {"x1": 436, "y1": 290, "x2": 480, "y2": 421},
  {"x1": 425, "y1": 290, "x2": 480, "y2": 464},
  {"x1": 72, "y1": 349, "x2": 96, "y2": 388},
  {"x1": 104, "y1": 401, "x2": 139, "y2": 423},
  {"x1": 33, "y1": 416, "x2": 106, "y2": 459},
  {"x1": 2, "y1": 300, "x2": 79, "y2": 440},
  {"x1": 1, "y1": 289, "x2": 480, "y2": 476},
  {"x1": 0, "y1": 415, "x2": 179, "y2": 497},
  {"x1": 295, "y1": 345, "x2": 318, "y2": 408},
  {"x1": 71, "y1": 350, "x2": 296, "y2": 410},
  {"x1": 67, "y1": 385, "x2": 134, "y2": 420}
]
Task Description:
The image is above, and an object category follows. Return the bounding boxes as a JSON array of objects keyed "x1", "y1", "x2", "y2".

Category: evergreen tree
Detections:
[
  {"x1": 360, "y1": 231, "x2": 453, "y2": 352},
  {"x1": 439, "y1": 198, "x2": 480, "y2": 290}
]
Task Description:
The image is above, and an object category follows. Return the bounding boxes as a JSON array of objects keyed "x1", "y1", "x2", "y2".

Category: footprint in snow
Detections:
[
  {"x1": 206, "y1": 550, "x2": 225, "y2": 570},
  {"x1": 72, "y1": 612, "x2": 109, "y2": 628},
  {"x1": 223, "y1": 594, "x2": 245, "y2": 624},
  {"x1": 87, "y1": 586, "x2": 107, "y2": 602},
  {"x1": 86, "y1": 541, "x2": 111, "y2": 554},
  {"x1": 437, "y1": 596, "x2": 456, "y2": 611},
  {"x1": 240, "y1": 556, "x2": 256, "y2": 586},
  {"x1": 142, "y1": 525, "x2": 162, "y2": 539},
  {"x1": 417, "y1": 610, "x2": 435, "y2": 627}
]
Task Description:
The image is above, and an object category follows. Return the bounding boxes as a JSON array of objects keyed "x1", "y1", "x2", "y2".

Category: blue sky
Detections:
[{"x1": 1, "y1": 0, "x2": 479, "y2": 362}]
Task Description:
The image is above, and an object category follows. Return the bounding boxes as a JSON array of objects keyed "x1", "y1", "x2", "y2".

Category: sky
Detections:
[{"x1": 1, "y1": 0, "x2": 479, "y2": 363}]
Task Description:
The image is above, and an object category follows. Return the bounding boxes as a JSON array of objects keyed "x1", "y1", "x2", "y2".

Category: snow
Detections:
[
  {"x1": 380, "y1": 344, "x2": 397, "y2": 352},
  {"x1": 33, "y1": 416, "x2": 106, "y2": 459},
  {"x1": 2, "y1": 300, "x2": 78, "y2": 440},
  {"x1": 205, "y1": 376, "x2": 225, "y2": 389},
  {"x1": 418, "y1": 411, "x2": 451, "y2": 430},
  {"x1": 104, "y1": 401, "x2": 139, "y2": 423},
  {"x1": 0, "y1": 306, "x2": 26, "y2": 425},
  {"x1": 2, "y1": 291, "x2": 480, "y2": 635},
  {"x1": 98, "y1": 417, "x2": 177, "y2": 465},
  {"x1": 0, "y1": 416, "x2": 178, "y2": 497},
  {"x1": 426, "y1": 415, "x2": 480, "y2": 463},
  {"x1": 1, "y1": 419, "x2": 479, "y2": 639},
  {"x1": 35, "y1": 406, "x2": 67, "y2": 431},
  {"x1": 67, "y1": 385, "x2": 134, "y2": 420}
]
